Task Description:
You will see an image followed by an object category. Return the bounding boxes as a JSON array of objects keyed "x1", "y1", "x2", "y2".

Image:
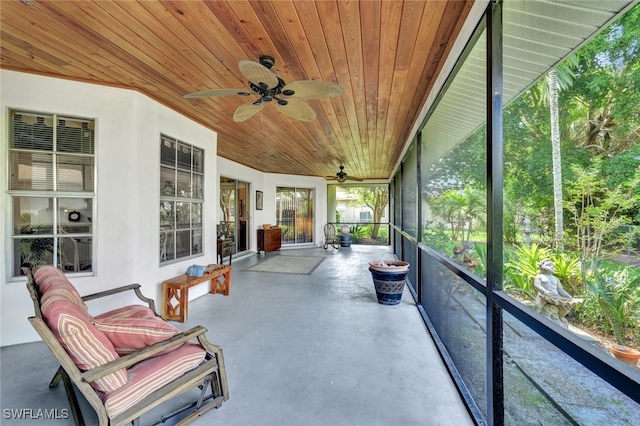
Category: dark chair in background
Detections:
[{"x1": 323, "y1": 224, "x2": 340, "y2": 250}]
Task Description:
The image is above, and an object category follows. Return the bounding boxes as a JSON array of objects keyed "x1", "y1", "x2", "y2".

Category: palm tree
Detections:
[
  {"x1": 535, "y1": 58, "x2": 577, "y2": 248},
  {"x1": 548, "y1": 69, "x2": 564, "y2": 248}
]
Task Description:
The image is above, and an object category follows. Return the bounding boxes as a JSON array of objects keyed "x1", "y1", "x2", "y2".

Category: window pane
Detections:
[
  {"x1": 57, "y1": 117, "x2": 94, "y2": 154},
  {"x1": 176, "y1": 202, "x2": 191, "y2": 229},
  {"x1": 421, "y1": 29, "x2": 487, "y2": 264},
  {"x1": 58, "y1": 236, "x2": 92, "y2": 273},
  {"x1": 14, "y1": 237, "x2": 54, "y2": 276},
  {"x1": 176, "y1": 170, "x2": 191, "y2": 197},
  {"x1": 161, "y1": 231, "x2": 175, "y2": 262},
  {"x1": 276, "y1": 187, "x2": 295, "y2": 243},
  {"x1": 193, "y1": 174, "x2": 203, "y2": 199},
  {"x1": 10, "y1": 151, "x2": 54, "y2": 191},
  {"x1": 192, "y1": 229, "x2": 202, "y2": 255},
  {"x1": 58, "y1": 198, "x2": 93, "y2": 234},
  {"x1": 57, "y1": 154, "x2": 94, "y2": 192},
  {"x1": 13, "y1": 197, "x2": 54, "y2": 233},
  {"x1": 11, "y1": 112, "x2": 53, "y2": 151},
  {"x1": 175, "y1": 230, "x2": 191, "y2": 258},
  {"x1": 192, "y1": 203, "x2": 202, "y2": 227},
  {"x1": 160, "y1": 167, "x2": 175, "y2": 196},
  {"x1": 402, "y1": 144, "x2": 418, "y2": 239},
  {"x1": 421, "y1": 254, "x2": 488, "y2": 418},
  {"x1": 176, "y1": 143, "x2": 191, "y2": 170},
  {"x1": 503, "y1": 311, "x2": 640, "y2": 423},
  {"x1": 160, "y1": 137, "x2": 176, "y2": 166},
  {"x1": 192, "y1": 147, "x2": 204, "y2": 173},
  {"x1": 160, "y1": 201, "x2": 174, "y2": 229}
]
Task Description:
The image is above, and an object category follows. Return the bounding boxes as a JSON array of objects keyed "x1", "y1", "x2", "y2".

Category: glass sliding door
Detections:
[
  {"x1": 218, "y1": 177, "x2": 250, "y2": 259},
  {"x1": 276, "y1": 187, "x2": 314, "y2": 245}
]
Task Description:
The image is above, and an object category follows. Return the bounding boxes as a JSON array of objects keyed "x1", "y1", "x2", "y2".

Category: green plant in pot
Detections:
[
  {"x1": 18, "y1": 224, "x2": 54, "y2": 269},
  {"x1": 583, "y1": 267, "x2": 640, "y2": 365}
]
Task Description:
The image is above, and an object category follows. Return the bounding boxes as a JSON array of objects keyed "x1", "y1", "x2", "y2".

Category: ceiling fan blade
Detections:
[
  {"x1": 183, "y1": 88, "x2": 251, "y2": 98},
  {"x1": 346, "y1": 176, "x2": 364, "y2": 181},
  {"x1": 233, "y1": 102, "x2": 264, "y2": 122},
  {"x1": 275, "y1": 98, "x2": 317, "y2": 122},
  {"x1": 239, "y1": 60, "x2": 279, "y2": 89},
  {"x1": 282, "y1": 80, "x2": 344, "y2": 99}
]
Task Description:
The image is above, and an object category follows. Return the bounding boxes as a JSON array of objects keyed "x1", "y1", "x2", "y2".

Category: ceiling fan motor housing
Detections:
[{"x1": 259, "y1": 55, "x2": 276, "y2": 69}]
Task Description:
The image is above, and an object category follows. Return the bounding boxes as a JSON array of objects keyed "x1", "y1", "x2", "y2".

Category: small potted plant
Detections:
[
  {"x1": 18, "y1": 224, "x2": 54, "y2": 270},
  {"x1": 588, "y1": 269, "x2": 640, "y2": 367}
]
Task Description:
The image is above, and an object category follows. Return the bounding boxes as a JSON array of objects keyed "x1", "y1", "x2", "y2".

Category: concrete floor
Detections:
[{"x1": 1, "y1": 245, "x2": 473, "y2": 426}]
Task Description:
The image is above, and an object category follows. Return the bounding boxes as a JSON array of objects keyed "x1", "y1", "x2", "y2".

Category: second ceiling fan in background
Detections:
[
  {"x1": 184, "y1": 55, "x2": 344, "y2": 122},
  {"x1": 326, "y1": 165, "x2": 363, "y2": 183}
]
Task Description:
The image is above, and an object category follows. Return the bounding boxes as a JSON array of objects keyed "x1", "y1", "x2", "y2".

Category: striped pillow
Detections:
[
  {"x1": 94, "y1": 305, "x2": 157, "y2": 321},
  {"x1": 93, "y1": 316, "x2": 181, "y2": 354},
  {"x1": 40, "y1": 294, "x2": 127, "y2": 393},
  {"x1": 101, "y1": 343, "x2": 206, "y2": 417},
  {"x1": 35, "y1": 265, "x2": 87, "y2": 310}
]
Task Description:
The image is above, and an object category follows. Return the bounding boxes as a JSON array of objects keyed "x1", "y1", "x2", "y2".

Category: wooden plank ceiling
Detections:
[{"x1": 1, "y1": 0, "x2": 472, "y2": 180}]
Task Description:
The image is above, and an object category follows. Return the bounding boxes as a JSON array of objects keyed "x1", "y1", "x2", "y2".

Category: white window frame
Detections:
[
  {"x1": 8, "y1": 110, "x2": 95, "y2": 278},
  {"x1": 159, "y1": 135, "x2": 204, "y2": 264}
]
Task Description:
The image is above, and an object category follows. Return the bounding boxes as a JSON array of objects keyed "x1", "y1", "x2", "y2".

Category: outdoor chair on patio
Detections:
[
  {"x1": 24, "y1": 265, "x2": 229, "y2": 426},
  {"x1": 323, "y1": 223, "x2": 340, "y2": 250}
]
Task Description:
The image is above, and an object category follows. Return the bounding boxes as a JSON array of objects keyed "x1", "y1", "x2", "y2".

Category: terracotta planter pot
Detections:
[
  {"x1": 368, "y1": 261, "x2": 410, "y2": 305},
  {"x1": 610, "y1": 345, "x2": 640, "y2": 366}
]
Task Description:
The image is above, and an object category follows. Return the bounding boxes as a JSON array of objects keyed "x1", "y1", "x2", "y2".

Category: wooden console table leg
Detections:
[
  {"x1": 163, "y1": 282, "x2": 189, "y2": 322},
  {"x1": 221, "y1": 268, "x2": 231, "y2": 295},
  {"x1": 208, "y1": 266, "x2": 232, "y2": 296},
  {"x1": 178, "y1": 284, "x2": 189, "y2": 322}
]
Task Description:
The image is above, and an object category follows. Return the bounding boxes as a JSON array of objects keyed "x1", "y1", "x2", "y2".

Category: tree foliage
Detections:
[{"x1": 343, "y1": 185, "x2": 389, "y2": 239}]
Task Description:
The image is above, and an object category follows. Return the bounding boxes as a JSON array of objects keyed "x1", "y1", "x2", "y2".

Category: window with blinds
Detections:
[
  {"x1": 159, "y1": 135, "x2": 204, "y2": 264},
  {"x1": 9, "y1": 110, "x2": 95, "y2": 277}
]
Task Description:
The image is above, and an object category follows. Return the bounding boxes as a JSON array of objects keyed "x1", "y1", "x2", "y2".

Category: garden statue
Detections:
[{"x1": 533, "y1": 259, "x2": 583, "y2": 328}]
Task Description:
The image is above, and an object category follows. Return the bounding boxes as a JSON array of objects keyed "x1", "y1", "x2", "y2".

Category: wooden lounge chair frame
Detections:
[{"x1": 24, "y1": 267, "x2": 229, "y2": 426}]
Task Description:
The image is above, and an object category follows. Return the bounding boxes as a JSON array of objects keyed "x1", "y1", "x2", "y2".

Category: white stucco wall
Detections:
[
  {"x1": 0, "y1": 70, "x2": 329, "y2": 347},
  {"x1": 0, "y1": 70, "x2": 222, "y2": 346},
  {"x1": 217, "y1": 158, "x2": 328, "y2": 249}
]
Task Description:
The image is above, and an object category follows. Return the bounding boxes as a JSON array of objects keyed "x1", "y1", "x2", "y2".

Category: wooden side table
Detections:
[{"x1": 162, "y1": 264, "x2": 232, "y2": 322}]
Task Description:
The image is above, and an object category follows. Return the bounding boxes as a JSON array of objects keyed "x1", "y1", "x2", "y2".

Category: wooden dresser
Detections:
[{"x1": 257, "y1": 227, "x2": 282, "y2": 253}]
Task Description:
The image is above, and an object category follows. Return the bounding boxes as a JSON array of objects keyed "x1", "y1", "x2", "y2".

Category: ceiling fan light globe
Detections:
[{"x1": 262, "y1": 96, "x2": 273, "y2": 102}]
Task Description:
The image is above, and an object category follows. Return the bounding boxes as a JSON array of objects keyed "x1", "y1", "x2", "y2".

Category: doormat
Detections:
[{"x1": 245, "y1": 255, "x2": 325, "y2": 275}]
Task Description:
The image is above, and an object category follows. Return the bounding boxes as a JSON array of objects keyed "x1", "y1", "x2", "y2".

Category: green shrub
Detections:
[
  {"x1": 578, "y1": 266, "x2": 640, "y2": 346},
  {"x1": 549, "y1": 250, "x2": 583, "y2": 295},
  {"x1": 503, "y1": 243, "x2": 552, "y2": 299},
  {"x1": 423, "y1": 222, "x2": 455, "y2": 254}
]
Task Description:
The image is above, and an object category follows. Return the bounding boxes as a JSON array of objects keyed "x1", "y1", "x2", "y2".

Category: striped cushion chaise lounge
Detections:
[{"x1": 24, "y1": 265, "x2": 229, "y2": 426}]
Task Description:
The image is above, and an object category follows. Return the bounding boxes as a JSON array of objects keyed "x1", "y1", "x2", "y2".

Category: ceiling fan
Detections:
[
  {"x1": 326, "y1": 165, "x2": 363, "y2": 183},
  {"x1": 184, "y1": 55, "x2": 344, "y2": 122}
]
